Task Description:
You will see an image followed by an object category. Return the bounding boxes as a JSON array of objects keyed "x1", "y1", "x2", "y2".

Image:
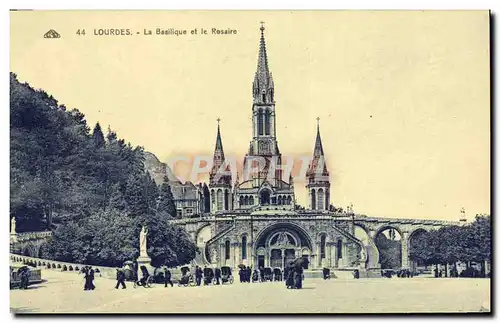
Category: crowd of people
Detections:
[{"x1": 111, "y1": 261, "x2": 308, "y2": 290}]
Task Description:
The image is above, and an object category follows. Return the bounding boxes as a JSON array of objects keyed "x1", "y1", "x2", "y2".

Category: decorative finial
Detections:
[
  {"x1": 260, "y1": 21, "x2": 265, "y2": 32},
  {"x1": 216, "y1": 117, "x2": 221, "y2": 125},
  {"x1": 316, "y1": 117, "x2": 320, "y2": 128}
]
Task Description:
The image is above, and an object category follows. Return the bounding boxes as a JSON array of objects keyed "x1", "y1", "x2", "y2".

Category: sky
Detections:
[{"x1": 10, "y1": 10, "x2": 490, "y2": 221}]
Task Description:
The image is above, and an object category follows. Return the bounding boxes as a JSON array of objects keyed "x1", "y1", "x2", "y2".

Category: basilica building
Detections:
[{"x1": 170, "y1": 24, "x2": 373, "y2": 275}]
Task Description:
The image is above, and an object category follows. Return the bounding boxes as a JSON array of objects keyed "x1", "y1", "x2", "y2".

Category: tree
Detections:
[
  {"x1": 141, "y1": 212, "x2": 196, "y2": 267},
  {"x1": 144, "y1": 172, "x2": 159, "y2": 213},
  {"x1": 157, "y1": 177, "x2": 177, "y2": 218},
  {"x1": 84, "y1": 209, "x2": 137, "y2": 267},
  {"x1": 124, "y1": 171, "x2": 149, "y2": 217},
  {"x1": 106, "y1": 125, "x2": 117, "y2": 143},
  {"x1": 92, "y1": 122, "x2": 105, "y2": 148},
  {"x1": 10, "y1": 73, "x2": 196, "y2": 268},
  {"x1": 108, "y1": 183, "x2": 128, "y2": 212},
  {"x1": 470, "y1": 215, "x2": 491, "y2": 262},
  {"x1": 375, "y1": 233, "x2": 401, "y2": 269}
]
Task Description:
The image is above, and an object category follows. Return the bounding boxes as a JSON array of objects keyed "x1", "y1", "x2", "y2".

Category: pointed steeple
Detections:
[
  {"x1": 210, "y1": 119, "x2": 231, "y2": 186},
  {"x1": 307, "y1": 118, "x2": 329, "y2": 180},
  {"x1": 214, "y1": 118, "x2": 224, "y2": 160},
  {"x1": 314, "y1": 117, "x2": 325, "y2": 157},
  {"x1": 253, "y1": 22, "x2": 274, "y2": 104},
  {"x1": 212, "y1": 118, "x2": 225, "y2": 169}
]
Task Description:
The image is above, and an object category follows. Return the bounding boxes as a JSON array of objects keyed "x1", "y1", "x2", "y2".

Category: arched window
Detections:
[
  {"x1": 337, "y1": 240, "x2": 343, "y2": 259},
  {"x1": 320, "y1": 235, "x2": 326, "y2": 259},
  {"x1": 224, "y1": 190, "x2": 229, "y2": 210},
  {"x1": 257, "y1": 109, "x2": 264, "y2": 135},
  {"x1": 311, "y1": 190, "x2": 316, "y2": 210},
  {"x1": 264, "y1": 110, "x2": 270, "y2": 135},
  {"x1": 241, "y1": 236, "x2": 247, "y2": 260},
  {"x1": 239, "y1": 196, "x2": 244, "y2": 206},
  {"x1": 277, "y1": 196, "x2": 282, "y2": 205},
  {"x1": 244, "y1": 196, "x2": 249, "y2": 206},
  {"x1": 318, "y1": 188, "x2": 324, "y2": 210},
  {"x1": 287, "y1": 196, "x2": 292, "y2": 205},
  {"x1": 249, "y1": 196, "x2": 254, "y2": 205},
  {"x1": 216, "y1": 189, "x2": 223, "y2": 211},
  {"x1": 225, "y1": 240, "x2": 230, "y2": 260}
]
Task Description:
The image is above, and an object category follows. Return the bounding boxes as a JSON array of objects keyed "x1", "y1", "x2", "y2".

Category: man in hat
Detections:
[
  {"x1": 115, "y1": 268, "x2": 126, "y2": 289},
  {"x1": 164, "y1": 267, "x2": 173, "y2": 287}
]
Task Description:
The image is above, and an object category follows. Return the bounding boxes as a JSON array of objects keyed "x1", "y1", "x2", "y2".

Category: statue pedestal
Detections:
[{"x1": 137, "y1": 254, "x2": 153, "y2": 276}]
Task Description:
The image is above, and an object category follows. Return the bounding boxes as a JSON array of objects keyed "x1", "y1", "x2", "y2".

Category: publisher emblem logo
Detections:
[{"x1": 43, "y1": 29, "x2": 61, "y2": 39}]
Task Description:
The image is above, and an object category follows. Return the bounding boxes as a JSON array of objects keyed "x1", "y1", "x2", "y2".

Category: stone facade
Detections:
[{"x1": 165, "y1": 25, "x2": 462, "y2": 274}]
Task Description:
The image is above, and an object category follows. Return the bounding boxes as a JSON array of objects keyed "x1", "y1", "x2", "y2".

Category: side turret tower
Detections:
[
  {"x1": 306, "y1": 118, "x2": 331, "y2": 211},
  {"x1": 209, "y1": 119, "x2": 232, "y2": 212}
]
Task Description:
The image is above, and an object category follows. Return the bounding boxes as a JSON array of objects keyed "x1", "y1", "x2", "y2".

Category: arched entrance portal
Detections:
[
  {"x1": 269, "y1": 232, "x2": 297, "y2": 268},
  {"x1": 254, "y1": 223, "x2": 313, "y2": 269},
  {"x1": 260, "y1": 189, "x2": 271, "y2": 205}
]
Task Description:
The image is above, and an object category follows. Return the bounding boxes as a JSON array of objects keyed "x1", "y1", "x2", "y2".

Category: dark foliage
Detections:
[
  {"x1": 10, "y1": 73, "x2": 196, "y2": 267},
  {"x1": 409, "y1": 215, "x2": 491, "y2": 267}
]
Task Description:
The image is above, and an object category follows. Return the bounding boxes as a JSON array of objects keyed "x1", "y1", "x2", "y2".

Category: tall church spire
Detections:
[{"x1": 253, "y1": 22, "x2": 274, "y2": 104}]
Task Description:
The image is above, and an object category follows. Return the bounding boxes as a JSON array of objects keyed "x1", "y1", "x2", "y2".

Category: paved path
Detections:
[{"x1": 10, "y1": 270, "x2": 490, "y2": 314}]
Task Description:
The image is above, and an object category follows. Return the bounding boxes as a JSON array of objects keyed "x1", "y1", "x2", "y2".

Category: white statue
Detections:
[
  {"x1": 211, "y1": 248, "x2": 218, "y2": 263},
  {"x1": 10, "y1": 217, "x2": 16, "y2": 234},
  {"x1": 139, "y1": 225, "x2": 148, "y2": 256}
]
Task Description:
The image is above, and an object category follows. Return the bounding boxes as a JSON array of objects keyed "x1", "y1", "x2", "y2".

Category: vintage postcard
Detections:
[{"x1": 9, "y1": 10, "x2": 491, "y2": 314}]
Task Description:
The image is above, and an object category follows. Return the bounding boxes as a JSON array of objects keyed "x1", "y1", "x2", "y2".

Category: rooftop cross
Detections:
[{"x1": 216, "y1": 118, "x2": 221, "y2": 125}]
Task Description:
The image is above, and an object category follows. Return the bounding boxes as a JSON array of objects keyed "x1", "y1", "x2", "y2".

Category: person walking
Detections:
[
  {"x1": 294, "y1": 265, "x2": 303, "y2": 289},
  {"x1": 195, "y1": 266, "x2": 203, "y2": 286},
  {"x1": 115, "y1": 268, "x2": 126, "y2": 289},
  {"x1": 214, "y1": 267, "x2": 221, "y2": 285},
  {"x1": 239, "y1": 267, "x2": 244, "y2": 283},
  {"x1": 164, "y1": 268, "x2": 173, "y2": 287},
  {"x1": 84, "y1": 266, "x2": 95, "y2": 291},
  {"x1": 246, "y1": 266, "x2": 251, "y2": 283}
]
